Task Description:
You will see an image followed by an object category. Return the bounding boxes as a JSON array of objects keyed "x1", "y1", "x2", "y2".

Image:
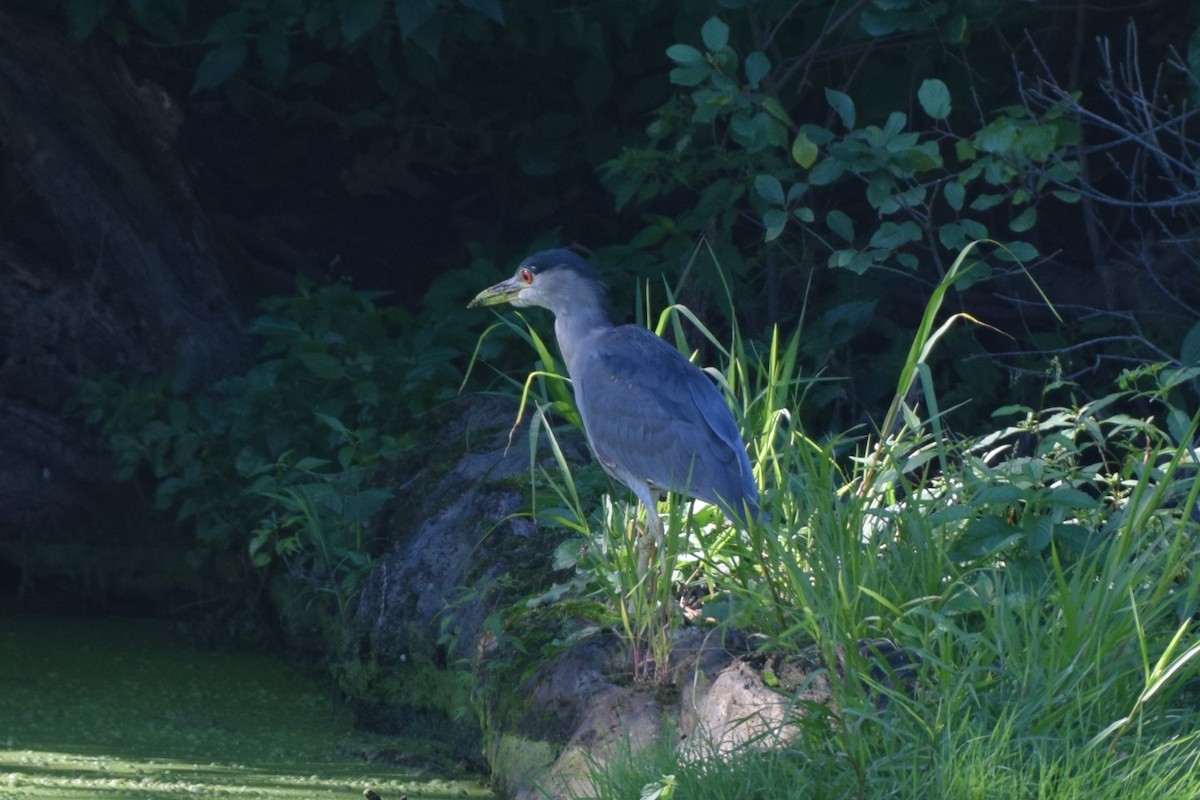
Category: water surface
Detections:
[{"x1": 0, "y1": 612, "x2": 491, "y2": 800}]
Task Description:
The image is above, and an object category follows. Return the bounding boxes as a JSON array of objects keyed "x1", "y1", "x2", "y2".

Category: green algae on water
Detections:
[{"x1": 0, "y1": 613, "x2": 493, "y2": 800}]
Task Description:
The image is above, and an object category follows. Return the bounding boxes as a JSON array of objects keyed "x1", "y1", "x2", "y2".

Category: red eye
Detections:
[{"x1": 519, "y1": 268, "x2": 534, "y2": 284}]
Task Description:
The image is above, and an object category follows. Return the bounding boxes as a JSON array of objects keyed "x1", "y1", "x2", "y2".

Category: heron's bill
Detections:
[{"x1": 468, "y1": 277, "x2": 522, "y2": 308}]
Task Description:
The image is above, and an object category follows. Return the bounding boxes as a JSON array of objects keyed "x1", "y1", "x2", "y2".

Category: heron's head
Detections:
[{"x1": 468, "y1": 249, "x2": 607, "y2": 318}]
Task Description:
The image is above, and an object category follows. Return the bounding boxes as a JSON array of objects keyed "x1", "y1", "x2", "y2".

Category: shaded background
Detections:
[{"x1": 1, "y1": 0, "x2": 1197, "y2": 610}]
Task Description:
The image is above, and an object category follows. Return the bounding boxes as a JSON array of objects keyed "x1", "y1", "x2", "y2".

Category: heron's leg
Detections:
[
  {"x1": 631, "y1": 486, "x2": 663, "y2": 579},
  {"x1": 635, "y1": 500, "x2": 664, "y2": 578}
]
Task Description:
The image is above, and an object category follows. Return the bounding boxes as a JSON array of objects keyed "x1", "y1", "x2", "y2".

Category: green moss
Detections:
[{"x1": 335, "y1": 654, "x2": 476, "y2": 724}]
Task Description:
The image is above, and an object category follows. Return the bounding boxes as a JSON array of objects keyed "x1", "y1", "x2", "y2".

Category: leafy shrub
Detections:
[{"x1": 84, "y1": 279, "x2": 461, "y2": 629}]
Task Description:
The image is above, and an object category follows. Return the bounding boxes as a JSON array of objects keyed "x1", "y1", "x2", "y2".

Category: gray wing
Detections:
[{"x1": 570, "y1": 325, "x2": 758, "y2": 524}]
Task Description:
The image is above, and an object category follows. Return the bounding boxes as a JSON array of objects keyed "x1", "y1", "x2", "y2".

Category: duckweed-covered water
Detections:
[{"x1": 0, "y1": 611, "x2": 492, "y2": 800}]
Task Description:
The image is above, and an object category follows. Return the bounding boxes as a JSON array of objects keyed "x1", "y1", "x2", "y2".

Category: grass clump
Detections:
[{"x1": 482, "y1": 243, "x2": 1200, "y2": 799}]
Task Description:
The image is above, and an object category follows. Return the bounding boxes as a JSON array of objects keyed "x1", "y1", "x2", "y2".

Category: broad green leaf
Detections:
[
  {"x1": 763, "y1": 208, "x2": 787, "y2": 241},
  {"x1": 67, "y1": 0, "x2": 115, "y2": 39},
  {"x1": 761, "y1": 97, "x2": 793, "y2": 125},
  {"x1": 943, "y1": 14, "x2": 968, "y2": 44},
  {"x1": 204, "y1": 10, "x2": 249, "y2": 43},
  {"x1": 192, "y1": 38, "x2": 247, "y2": 93},
  {"x1": 791, "y1": 131, "x2": 819, "y2": 168},
  {"x1": 882, "y1": 111, "x2": 907, "y2": 139},
  {"x1": 793, "y1": 207, "x2": 814, "y2": 223},
  {"x1": 395, "y1": 0, "x2": 437, "y2": 39},
  {"x1": 667, "y1": 44, "x2": 704, "y2": 64},
  {"x1": 960, "y1": 218, "x2": 988, "y2": 240},
  {"x1": 869, "y1": 221, "x2": 922, "y2": 249},
  {"x1": 1009, "y1": 206, "x2": 1037, "y2": 232},
  {"x1": 312, "y1": 413, "x2": 350, "y2": 440},
  {"x1": 461, "y1": 0, "x2": 505, "y2": 25},
  {"x1": 730, "y1": 112, "x2": 769, "y2": 151},
  {"x1": 754, "y1": 174, "x2": 786, "y2": 205},
  {"x1": 976, "y1": 117, "x2": 1017, "y2": 153},
  {"x1": 825, "y1": 88, "x2": 856, "y2": 129},
  {"x1": 808, "y1": 157, "x2": 845, "y2": 185},
  {"x1": 944, "y1": 181, "x2": 965, "y2": 211},
  {"x1": 701, "y1": 17, "x2": 730, "y2": 52},
  {"x1": 745, "y1": 51, "x2": 770, "y2": 88},
  {"x1": 785, "y1": 182, "x2": 808, "y2": 203},
  {"x1": 995, "y1": 241, "x2": 1037, "y2": 262},
  {"x1": 969, "y1": 193, "x2": 1004, "y2": 211},
  {"x1": 341, "y1": 0, "x2": 384, "y2": 44},
  {"x1": 936, "y1": 221, "x2": 964, "y2": 250},
  {"x1": 829, "y1": 250, "x2": 874, "y2": 274},
  {"x1": 671, "y1": 62, "x2": 711, "y2": 87},
  {"x1": 256, "y1": 26, "x2": 290, "y2": 79},
  {"x1": 1181, "y1": 320, "x2": 1200, "y2": 366},
  {"x1": 298, "y1": 352, "x2": 345, "y2": 380},
  {"x1": 826, "y1": 209, "x2": 855, "y2": 241},
  {"x1": 918, "y1": 78, "x2": 951, "y2": 119}
]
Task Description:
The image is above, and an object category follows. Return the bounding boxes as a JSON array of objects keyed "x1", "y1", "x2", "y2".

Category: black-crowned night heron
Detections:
[{"x1": 469, "y1": 249, "x2": 759, "y2": 572}]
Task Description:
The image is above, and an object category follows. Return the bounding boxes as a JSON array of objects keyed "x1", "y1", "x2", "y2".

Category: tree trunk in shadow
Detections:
[{"x1": 0, "y1": 10, "x2": 250, "y2": 546}]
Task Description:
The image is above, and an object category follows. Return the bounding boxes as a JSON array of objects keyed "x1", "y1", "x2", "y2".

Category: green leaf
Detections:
[
  {"x1": 701, "y1": 17, "x2": 729, "y2": 52},
  {"x1": 341, "y1": 0, "x2": 384, "y2": 43},
  {"x1": 944, "y1": 181, "x2": 965, "y2": 211},
  {"x1": 825, "y1": 88, "x2": 856, "y2": 129},
  {"x1": 791, "y1": 131, "x2": 819, "y2": 168},
  {"x1": 730, "y1": 112, "x2": 769, "y2": 151},
  {"x1": 395, "y1": 0, "x2": 437, "y2": 39},
  {"x1": 461, "y1": 0, "x2": 505, "y2": 25},
  {"x1": 826, "y1": 210, "x2": 855, "y2": 242},
  {"x1": 1181, "y1": 320, "x2": 1200, "y2": 366},
  {"x1": 754, "y1": 174, "x2": 786, "y2": 205},
  {"x1": 298, "y1": 352, "x2": 346, "y2": 380},
  {"x1": 969, "y1": 193, "x2": 1005, "y2": 211},
  {"x1": 960, "y1": 218, "x2": 988, "y2": 240},
  {"x1": 808, "y1": 157, "x2": 844, "y2": 185},
  {"x1": 313, "y1": 412, "x2": 351, "y2": 437},
  {"x1": 936, "y1": 224, "x2": 964, "y2": 251},
  {"x1": 943, "y1": 14, "x2": 968, "y2": 44},
  {"x1": 745, "y1": 51, "x2": 770, "y2": 88},
  {"x1": 829, "y1": 250, "x2": 874, "y2": 274},
  {"x1": 760, "y1": 96, "x2": 793, "y2": 126},
  {"x1": 763, "y1": 208, "x2": 787, "y2": 241},
  {"x1": 666, "y1": 44, "x2": 704, "y2": 64},
  {"x1": 671, "y1": 62, "x2": 711, "y2": 87},
  {"x1": 976, "y1": 117, "x2": 1017, "y2": 153},
  {"x1": 256, "y1": 26, "x2": 290, "y2": 79},
  {"x1": 882, "y1": 111, "x2": 907, "y2": 139},
  {"x1": 918, "y1": 78, "x2": 951, "y2": 119},
  {"x1": 869, "y1": 221, "x2": 922, "y2": 249},
  {"x1": 204, "y1": 10, "x2": 249, "y2": 43},
  {"x1": 1009, "y1": 206, "x2": 1037, "y2": 232},
  {"x1": 793, "y1": 207, "x2": 814, "y2": 223},
  {"x1": 996, "y1": 241, "x2": 1037, "y2": 262},
  {"x1": 67, "y1": 0, "x2": 114, "y2": 39},
  {"x1": 191, "y1": 38, "x2": 247, "y2": 93}
]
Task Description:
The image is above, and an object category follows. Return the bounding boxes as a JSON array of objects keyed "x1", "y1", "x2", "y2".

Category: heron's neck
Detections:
[{"x1": 554, "y1": 304, "x2": 612, "y2": 375}]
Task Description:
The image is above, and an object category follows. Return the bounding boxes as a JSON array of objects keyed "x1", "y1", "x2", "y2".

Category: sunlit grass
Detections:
[{"x1": 480, "y1": 242, "x2": 1200, "y2": 799}]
